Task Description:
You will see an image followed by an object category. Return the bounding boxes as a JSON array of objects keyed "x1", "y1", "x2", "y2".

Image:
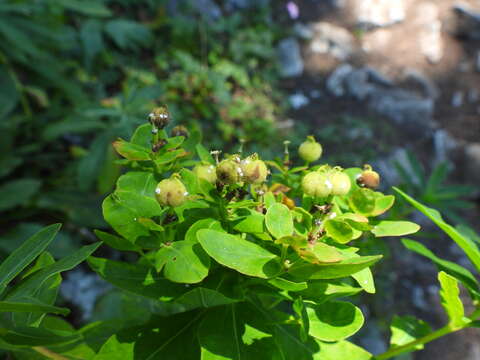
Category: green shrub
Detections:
[{"x1": 0, "y1": 113, "x2": 478, "y2": 359}]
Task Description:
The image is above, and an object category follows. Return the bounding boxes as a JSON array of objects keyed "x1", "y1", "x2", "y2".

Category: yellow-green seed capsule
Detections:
[
  {"x1": 329, "y1": 170, "x2": 351, "y2": 196},
  {"x1": 155, "y1": 177, "x2": 188, "y2": 207},
  {"x1": 193, "y1": 164, "x2": 217, "y2": 184},
  {"x1": 298, "y1": 136, "x2": 322, "y2": 163},
  {"x1": 301, "y1": 171, "x2": 332, "y2": 198},
  {"x1": 216, "y1": 158, "x2": 242, "y2": 185},
  {"x1": 241, "y1": 155, "x2": 268, "y2": 184}
]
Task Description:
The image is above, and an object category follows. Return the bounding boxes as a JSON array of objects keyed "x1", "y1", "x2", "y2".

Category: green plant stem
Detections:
[
  {"x1": 374, "y1": 325, "x2": 452, "y2": 360},
  {"x1": 32, "y1": 347, "x2": 69, "y2": 360},
  {"x1": 375, "y1": 307, "x2": 480, "y2": 360}
]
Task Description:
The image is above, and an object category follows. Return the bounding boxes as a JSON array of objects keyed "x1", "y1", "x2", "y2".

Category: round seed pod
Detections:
[
  {"x1": 241, "y1": 155, "x2": 268, "y2": 184},
  {"x1": 155, "y1": 177, "x2": 188, "y2": 207},
  {"x1": 357, "y1": 165, "x2": 380, "y2": 189},
  {"x1": 171, "y1": 125, "x2": 189, "y2": 138},
  {"x1": 193, "y1": 164, "x2": 217, "y2": 184},
  {"x1": 329, "y1": 170, "x2": 351, "y2": 196},
  {"x1": 298, "y1": 136, "x2": 323, "y2": 163},
  {"x1": 301, "y1": 171, "x2": 332, "y2": 198},
  {"x1": 216, "y1": 158, "x2": 242, "y2": 185}
]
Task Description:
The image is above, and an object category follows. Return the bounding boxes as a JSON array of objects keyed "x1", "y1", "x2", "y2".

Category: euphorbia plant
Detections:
[
  {"x1": 1, "y1": 109, "x2": 480, "y2": 359},
  {"x1": 89, "y1": 108, "x2": 423, "y2": 359}
]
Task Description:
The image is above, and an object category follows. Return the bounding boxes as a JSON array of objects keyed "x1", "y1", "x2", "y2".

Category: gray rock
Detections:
[
  {"x1": 289, "y1": 92, "x2": 310, "y2": 109},
  {"x1": 293, "y1": 22, "x2": 314, "y2": 40},
  {"x1": 452, "y1": 90, "x2": 464, "y2": 107},
  {"x1": 476, "y1": 51, "x2": 480, "y2": 72},
  {"x1": 357, "y1": 321, "x2": 388, "y2": 355},
  {"x1": 60, "y1": 269, "x2": 111, "y2": 320},
  {"x1": 433, "y1": 129, "x2": 459, "y2": 165},
  {"x1": 465, "y1": 142, "x2": 480, "y2": 184},
  {"x1": 277, "y1": 37, "x2": 304, "y2": 78},
  {"x1": 368, "y1": 88, "x2": 434, "y2": 132},
  {"x1": 403, "y1": 68, "x2": 440, "y2": 99},
  {"x1": 352, "y1": 0, "x2": 406, "y2": 29},
  {"x1": 309, "y1": 22, "x2": 355, "y2": 60},
  {"x1": 453, "y1": 4, "x2": 480, "y2": 39},
  {"x1": 468, "y1": 88, "x2": 479, "y2": 103},
  {"x1": 326, "y1": 64, "x2": 354, "y2": 96}
]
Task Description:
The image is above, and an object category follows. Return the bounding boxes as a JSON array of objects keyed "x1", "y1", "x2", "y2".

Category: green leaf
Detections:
[
  {"x1": 351, "y1": 267, "x2": 375, "y2": 294},
  {"x1": 156, "y1": 241, "x2": 210, "y2": 284},
  {"x1": 94, "y1": 334, "x2": 134, "y2": 360},
  {"x1": 372, "y1": 194, "x2": 395, "y2": 216},
  {"x1": 196, "y1": 144, "x2": 215, "y2": 164},
  {"x1": 233, "y1": 212, "x2": 265, "y2": 234},
  {"x1": 316, "y1": 340, "x2": 371, "y2": 360},
  {"x1": 88, "y1": 257, "x2": 185, "y2": 301},
  {"x1": 289, "y1": 255, "x2": 382, "y2": 280},
  {"x1": 0, "y1": 301, "x2": 69, "y2": 316},
  {"x1": 197, "y1": 229, "x2": 279, "y2": 278},
  {"x1": 0, "y1": 224, "x2": 61, "y2": 295},
  {"x1": 58, "y1": 0, "x2": 112, "y2": 16},
  {"x1": 105, "y1": 20, "x2": 153, "y2": 50},
  {"x1": 94, "y1": 230, "x2": 141, "y2": 252},
  {"x1": 6, "y1": 242, "x2": 102, "y2": 301},
  {"x1": 0, "y1": 64, "x2": 19, "y2": 118},
  {"x1": 42, "y1": 119, "x2": 105, "y2": 141},
  {"x1": 116, "y1": 171, "x2": 157, "y2": 198},
  {"x1": 402, "y1": 238, "x2": 480, "y2": 298},
  {"x1": 102, "y1": 194, "x2": 150, "y2": 241},
  {"x1": 115, "y1": 190, "x2": 163, "y2": 218},
  {"x1": 174, "y1": 287, "x2": 239, "y2": 311},
  {"x1": 390, "y1": 315, "x2": 431, "y2": 350},
  {"x1": 348, "y1": 188, "x2": 376, "y2": 216},
  {"x1": 268, "y1": 277, "x2": 308, "y2": 292},
  {"x1": 307, "y1": 301, "x2": 364, "y2": 341},
  {"x1": 438, "y1": 271, "x2": 465, "y2": 328},
  {"x1": 371, "y1": 221, "x2": 420, "y2": 237},
  {"x1": 185, "y1": 219, "x2": 223, "y2": 243},
  {"x1": 325, "y1": 219, "x2": 354, "y2": 244},
  {"x1": 113, "y1": 139, "x2": 150, "y2": 160},
  {"x1": 0, "y1": 178, "x2": 41, "y2": 211},
  {"x1": 299, "y1": 280, "x2": 362, "y2": 304},
  {"x1": 265, "y1": 203, "x2": 293, "y2": 239},
  {"x1": 394, "y1": 187, "x2": 480, "y2": 272},
  {"x1": 130, "y1": 123, "x2": 153, "y2": 147}
]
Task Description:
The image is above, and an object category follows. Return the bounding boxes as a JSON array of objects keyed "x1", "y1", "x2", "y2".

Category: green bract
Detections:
[
  {"x1": 3, "y1": 112, "x2": 477, "y2": 360},
  {"x1": 298, "y1": 135, "x2": 323, "y2": 163}
]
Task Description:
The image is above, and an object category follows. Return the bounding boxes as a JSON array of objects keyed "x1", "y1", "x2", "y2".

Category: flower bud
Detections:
[
  {"x1": 155, "y1": 177, "x2": 188, "y2": 207},
  {"x1": 241, "y1": 155, "x2": 268, "y2": 184},
  {"x1": 301, "y1": 171, "x2": 332, "y2": 198},
  {"x1": 193, "y1": 163, "x2": 217, "y2": 184},
  {"x1": 171, "y1": 125, "x2": 189, "y2": 138},
  {"x1": 329, "y1": 170, "x2": 351, "y2": 196},
  {"x1": 357, "y1": 165, "x2": 380, "y2": 189},
  {"x1": 298, "y1": 136, "x2": 322, "y2": 163},
  {"x1": 148, "y1": 107, "x2": 170, "y2": 131},
  {"x1": 216, "y1": 157, "x2": 242, "y2": 185}
]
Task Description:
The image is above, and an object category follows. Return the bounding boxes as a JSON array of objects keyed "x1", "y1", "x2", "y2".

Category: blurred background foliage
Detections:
[{"x1": 0, "y1": 0, "x2": 291, "y2": 257}]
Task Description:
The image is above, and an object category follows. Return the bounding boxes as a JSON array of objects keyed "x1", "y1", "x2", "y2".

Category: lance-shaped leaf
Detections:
[
  {"x1": 0, "y1": 224, "x2": 61, "y2": 295},
  {"x1": 0, "y1": 301, "x2": 69, "y2": 316},
  {"x1": 371, "y1": 220, "x2": 420, "y2": 237},
  {"x1": 438, "y1": 271, "x2": 465, "y2": 328},
  {"x1": 390, "y1": 315, "x2": 431, "y2": 350},
  {"x1": 113, "y1": 139, "x2": 150, "y2": 160},
  {"x1": 394, "y1": 187, "x2": 480, "y2": 272}
]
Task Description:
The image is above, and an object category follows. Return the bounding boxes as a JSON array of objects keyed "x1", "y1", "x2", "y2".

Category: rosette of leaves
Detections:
[{"x1": 86, "y1": 119, "x2": 422, "y2": 359}]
